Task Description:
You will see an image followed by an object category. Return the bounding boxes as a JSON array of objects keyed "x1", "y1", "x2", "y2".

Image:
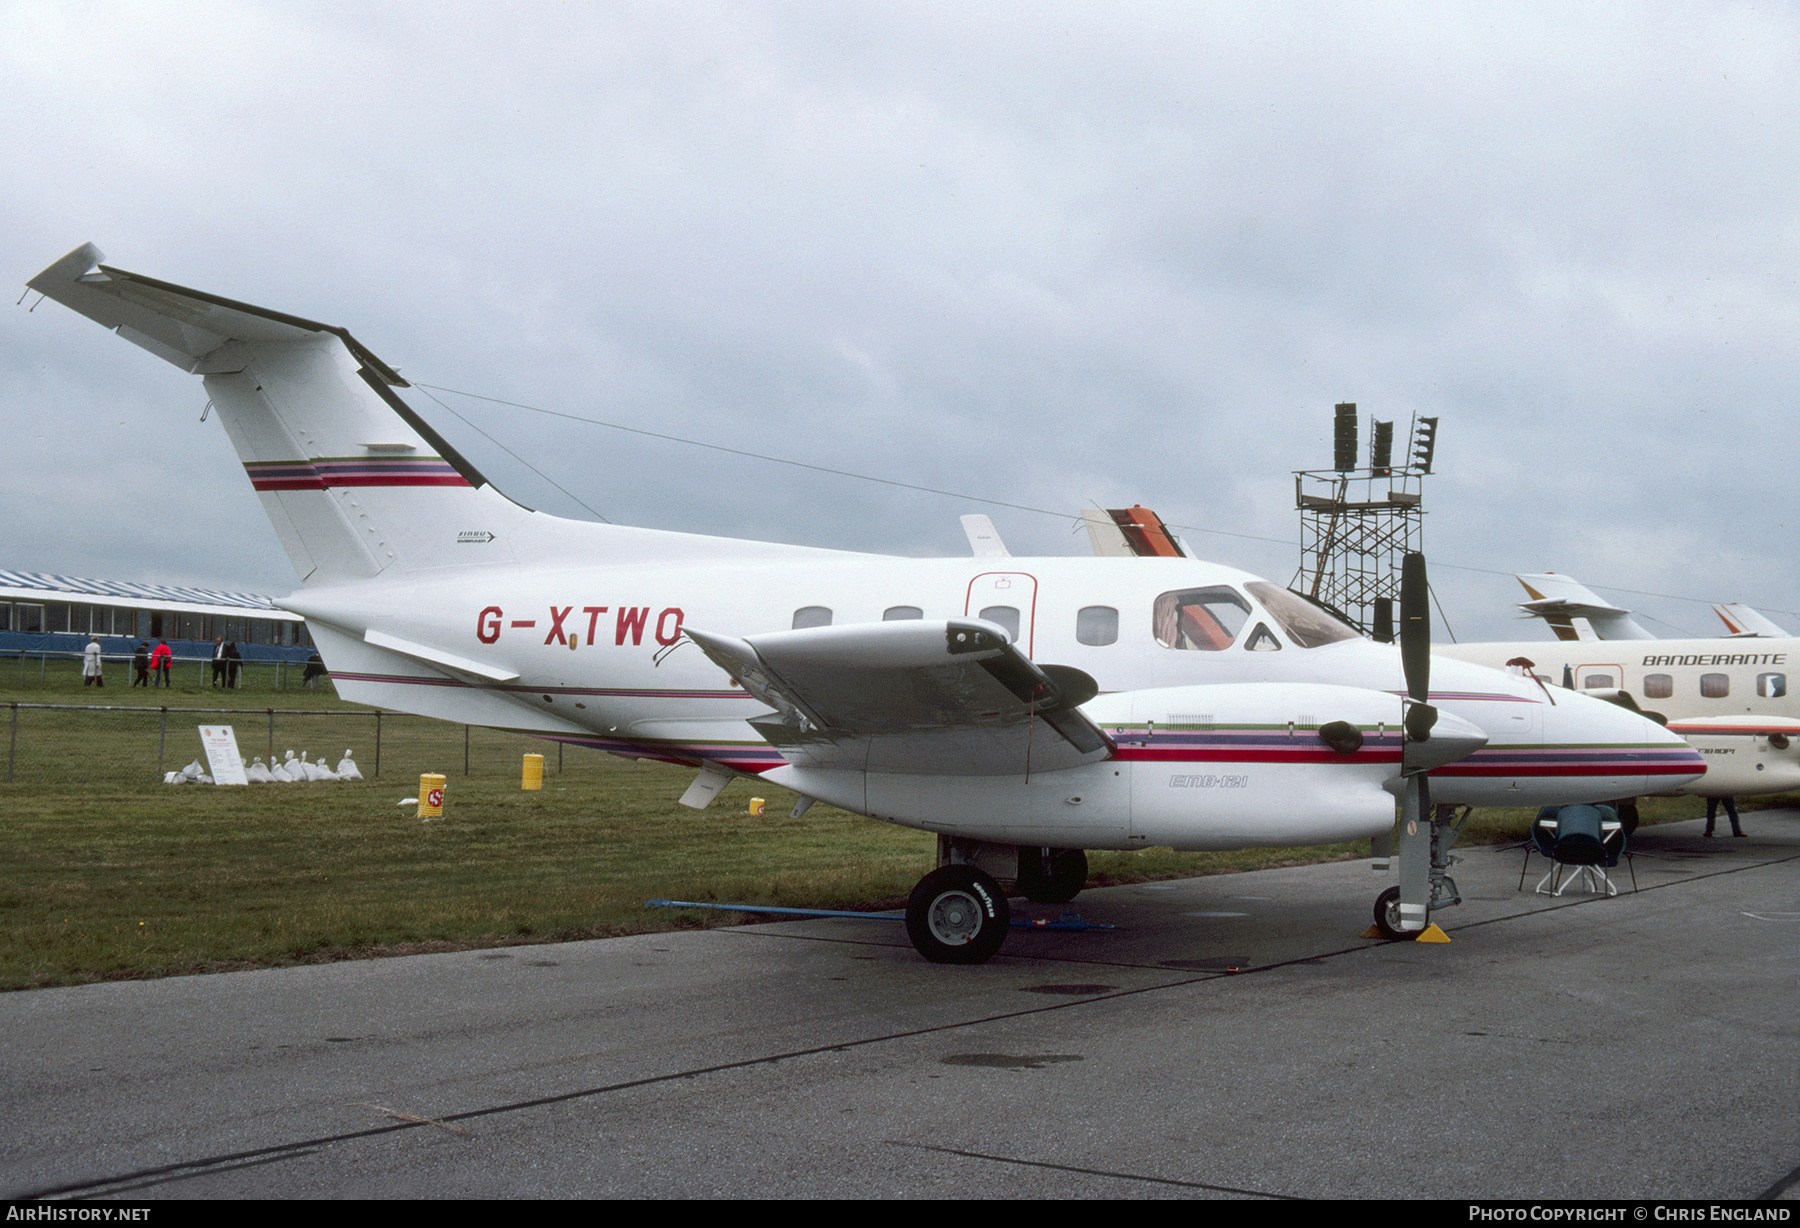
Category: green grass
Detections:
[
  {"x1": 0, "y1": 763, "x2": 941, "y2": 990},
  {"x1": 0, "y1": 658, "x2": 1764, "y2": 989}
]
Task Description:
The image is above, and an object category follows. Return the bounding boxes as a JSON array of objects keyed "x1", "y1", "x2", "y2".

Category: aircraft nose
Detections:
[{"x1": 1550, "y1": 690, "x2": 1708, "y2": 790}]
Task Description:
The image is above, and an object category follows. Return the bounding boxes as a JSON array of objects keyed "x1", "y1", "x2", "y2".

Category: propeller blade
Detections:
[
  {"x1": 1395, "y1": 773, "x2": 1432, "y2": 934},
  {"x1": 1400, "y1": 551, "x2": 1430, "y2": 705},
  {"x1": 1392, "y1": 551, "x2": 1439, "y2": 936}
]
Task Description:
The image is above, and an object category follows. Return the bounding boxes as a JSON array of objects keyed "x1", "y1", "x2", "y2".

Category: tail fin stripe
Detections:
[{"x1": 244, "y1": 458, "x2": 471, "y2": 491}]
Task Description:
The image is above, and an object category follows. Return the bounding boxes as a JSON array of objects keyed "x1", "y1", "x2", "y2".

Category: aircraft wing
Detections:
[{"x1": 684, "y1": 619, "x2": 1112, "y2": 776}]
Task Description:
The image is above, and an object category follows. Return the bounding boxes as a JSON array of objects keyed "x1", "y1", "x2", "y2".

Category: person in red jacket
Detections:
[{"x1": 150, "y1": 640, "x2": 173, "y2": 688}]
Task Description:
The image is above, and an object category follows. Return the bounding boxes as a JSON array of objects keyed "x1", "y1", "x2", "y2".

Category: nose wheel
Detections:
[
  {"x1": 1373, "y1": 804, "x2": 1469, "y2": 940},
  {"x1": 1372, "y1": 887, "x2": 1411, "y2": 940}
]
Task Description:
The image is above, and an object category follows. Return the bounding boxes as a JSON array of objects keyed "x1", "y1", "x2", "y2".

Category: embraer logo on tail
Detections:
[{"x1": 476, "y1": 605, "x2": 684, "y2": 647}]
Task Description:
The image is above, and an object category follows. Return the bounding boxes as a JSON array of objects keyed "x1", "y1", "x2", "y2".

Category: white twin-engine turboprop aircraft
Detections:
[{"x1": 28, "y1": 245, "x2": 1705, "y2": 963}]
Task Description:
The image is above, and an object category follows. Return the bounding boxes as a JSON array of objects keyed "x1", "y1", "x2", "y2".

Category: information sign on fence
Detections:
[{"x1": 199, "y1": 725, "x2": 249, "y2": 786}]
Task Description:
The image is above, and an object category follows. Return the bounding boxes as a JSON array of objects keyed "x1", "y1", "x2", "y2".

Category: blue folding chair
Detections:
[{"x1": 1520, "y1": 804, "x2": 1635, "y2": 897}]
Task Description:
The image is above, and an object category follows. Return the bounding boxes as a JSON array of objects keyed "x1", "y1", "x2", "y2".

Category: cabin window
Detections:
[
  {"x1": 1581, "y1": 674, "x2": 1615, "y2": 689},
  {"x1": 1243, "y1": 582, "x2": 1360, "y2": 648},
  {"x1": 882, "y1": 606, "x2": 923, "y2": 621},
  {"x1": 1076, "y1": 606, "x2": 1119, "y2": 646},
  {"x1": 1643, "y1": 674, "x2": 1673, "y2": 699},
  {"x1": 1757, "y1": 673, "x2": 1786, "y2": 699},
  {"x1": 1154, "y1": 587, "x2": 1251, "y2": 651},
  {"x1": 1700, "y1": 673, "x2": 1729, "y2": 699},
  {"x1": 792, "y1": 606, "x2": 832, "y2": 629},
  {"x1": 978, "y1": 605, "x2": 1021, "y2": 641}
]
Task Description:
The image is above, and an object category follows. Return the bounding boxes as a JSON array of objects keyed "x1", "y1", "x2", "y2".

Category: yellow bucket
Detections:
[
  {"x1": 418, "y1": 773, "x2": 446, "y2": 819},
  {"x1": 748, "y1": 797, "x2": 766, "y2": 815},
  {"x1": 522, "y1": 753, "x2": 544, "y2": 791}
]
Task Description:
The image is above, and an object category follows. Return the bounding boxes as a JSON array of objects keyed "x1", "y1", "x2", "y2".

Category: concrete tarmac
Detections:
[{"x1": 4, "y1": 813, "x2": 1796, "y2": 1200}]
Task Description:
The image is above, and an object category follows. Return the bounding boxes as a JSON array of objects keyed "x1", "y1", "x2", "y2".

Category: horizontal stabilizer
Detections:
[{"x1": 28, "y1": 244, "x2": 406, "y2": 384}]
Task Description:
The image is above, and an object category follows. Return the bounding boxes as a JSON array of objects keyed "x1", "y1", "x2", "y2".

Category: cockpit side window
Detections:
[
  {"x1": 1154, "y1": 587, "x2": 1252, "y2": 650},
  {"x1": 1243, "y1": 582, "x2": 1361, "y2": 648},
  {"x1": 1244, "y1": 622, "x2": 1282, "y2": 652}
]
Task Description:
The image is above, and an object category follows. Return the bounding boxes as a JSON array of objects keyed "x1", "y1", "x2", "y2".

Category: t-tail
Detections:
[
  {"x1": 1514, "y1": 573, "x2": 1655, "y2": 642},
  {"x1": 26, "y1": 244, "x2": 559, "y2": 586}
]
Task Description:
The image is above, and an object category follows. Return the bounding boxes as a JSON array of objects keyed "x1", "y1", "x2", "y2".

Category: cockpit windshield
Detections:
[
  {"x1": 1244, "y1": 582, "x2": 1362, "y2": 648},
  {"x1": 1153, "y1": 587, "x2": 1252, "y2": 650}
]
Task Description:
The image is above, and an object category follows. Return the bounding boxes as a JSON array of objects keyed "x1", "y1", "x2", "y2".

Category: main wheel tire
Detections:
[
  {"x1": 1373, "y1": 886, "x2": 1416, "y2": 940},
  {"x1": 1016, "y1": 847, "x2": 1089, "y2": 904},
  {"x1": 905, "y1": 866, "x2": 1010, "y2": 964}
]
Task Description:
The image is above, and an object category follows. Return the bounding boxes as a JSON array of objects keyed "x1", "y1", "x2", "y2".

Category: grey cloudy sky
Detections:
[{"x1": 4, "y1": 0, "x2": 1795, "y2": 642}]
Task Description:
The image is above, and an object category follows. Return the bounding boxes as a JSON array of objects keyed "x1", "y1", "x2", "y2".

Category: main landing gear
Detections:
[
  {"x1": 1015, "y1": 846, "x2": 1088, "y2": 904},
  {"x1": 903, "y1": 840, "x2": 1090, "y2": 964},
  {"x1": 905, "y1": 866, "x2": 1009, "y2": 965}
]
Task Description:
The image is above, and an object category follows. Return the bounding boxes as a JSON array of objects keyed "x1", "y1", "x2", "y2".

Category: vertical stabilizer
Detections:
[
  {"x1": 29, "y1": 245, "x2": 530, "y2": 586},
  {"x1": 1713, "y1": 603, "x2": 1789, "y2": 638},
  {"x1": 1514, "y1": 573, "x2": 1656, "y2": 641}
]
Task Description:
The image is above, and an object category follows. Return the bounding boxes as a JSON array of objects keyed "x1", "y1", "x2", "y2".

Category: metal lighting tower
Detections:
[{"x1": 1293, "y1": 404, "x2": 1439, "y2": 640}]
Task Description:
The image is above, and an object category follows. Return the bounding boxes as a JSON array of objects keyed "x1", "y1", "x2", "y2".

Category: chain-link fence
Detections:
[{"x1": 2, "y1": 703, "x2": 587, "y2": 785}]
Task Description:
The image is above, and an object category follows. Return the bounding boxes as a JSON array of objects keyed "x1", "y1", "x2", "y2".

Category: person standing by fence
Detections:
[
  {"x1": 151, "y1": 640, "x2": 173, "y2": 688},
  {"x1": 82, "y1": 636, "x2": 104, "y2": 687},
  {"x1": 132, "y1": 642, "x2": 150, "y2": 687}
]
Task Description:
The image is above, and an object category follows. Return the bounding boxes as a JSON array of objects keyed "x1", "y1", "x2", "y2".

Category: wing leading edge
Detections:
[{"x1": 685, "y1": 619, "x2": 1111, "y2": 776}]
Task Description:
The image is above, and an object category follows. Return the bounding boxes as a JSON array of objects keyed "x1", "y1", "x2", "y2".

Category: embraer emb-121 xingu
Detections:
[{"x1": 27, "y1": 245, "x2": 1704, "y2": 962}]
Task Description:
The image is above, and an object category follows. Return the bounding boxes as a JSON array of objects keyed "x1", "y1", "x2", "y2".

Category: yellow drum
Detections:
[{"x1": 418, "y1": 773, "x2": 446, "y2": 819}]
